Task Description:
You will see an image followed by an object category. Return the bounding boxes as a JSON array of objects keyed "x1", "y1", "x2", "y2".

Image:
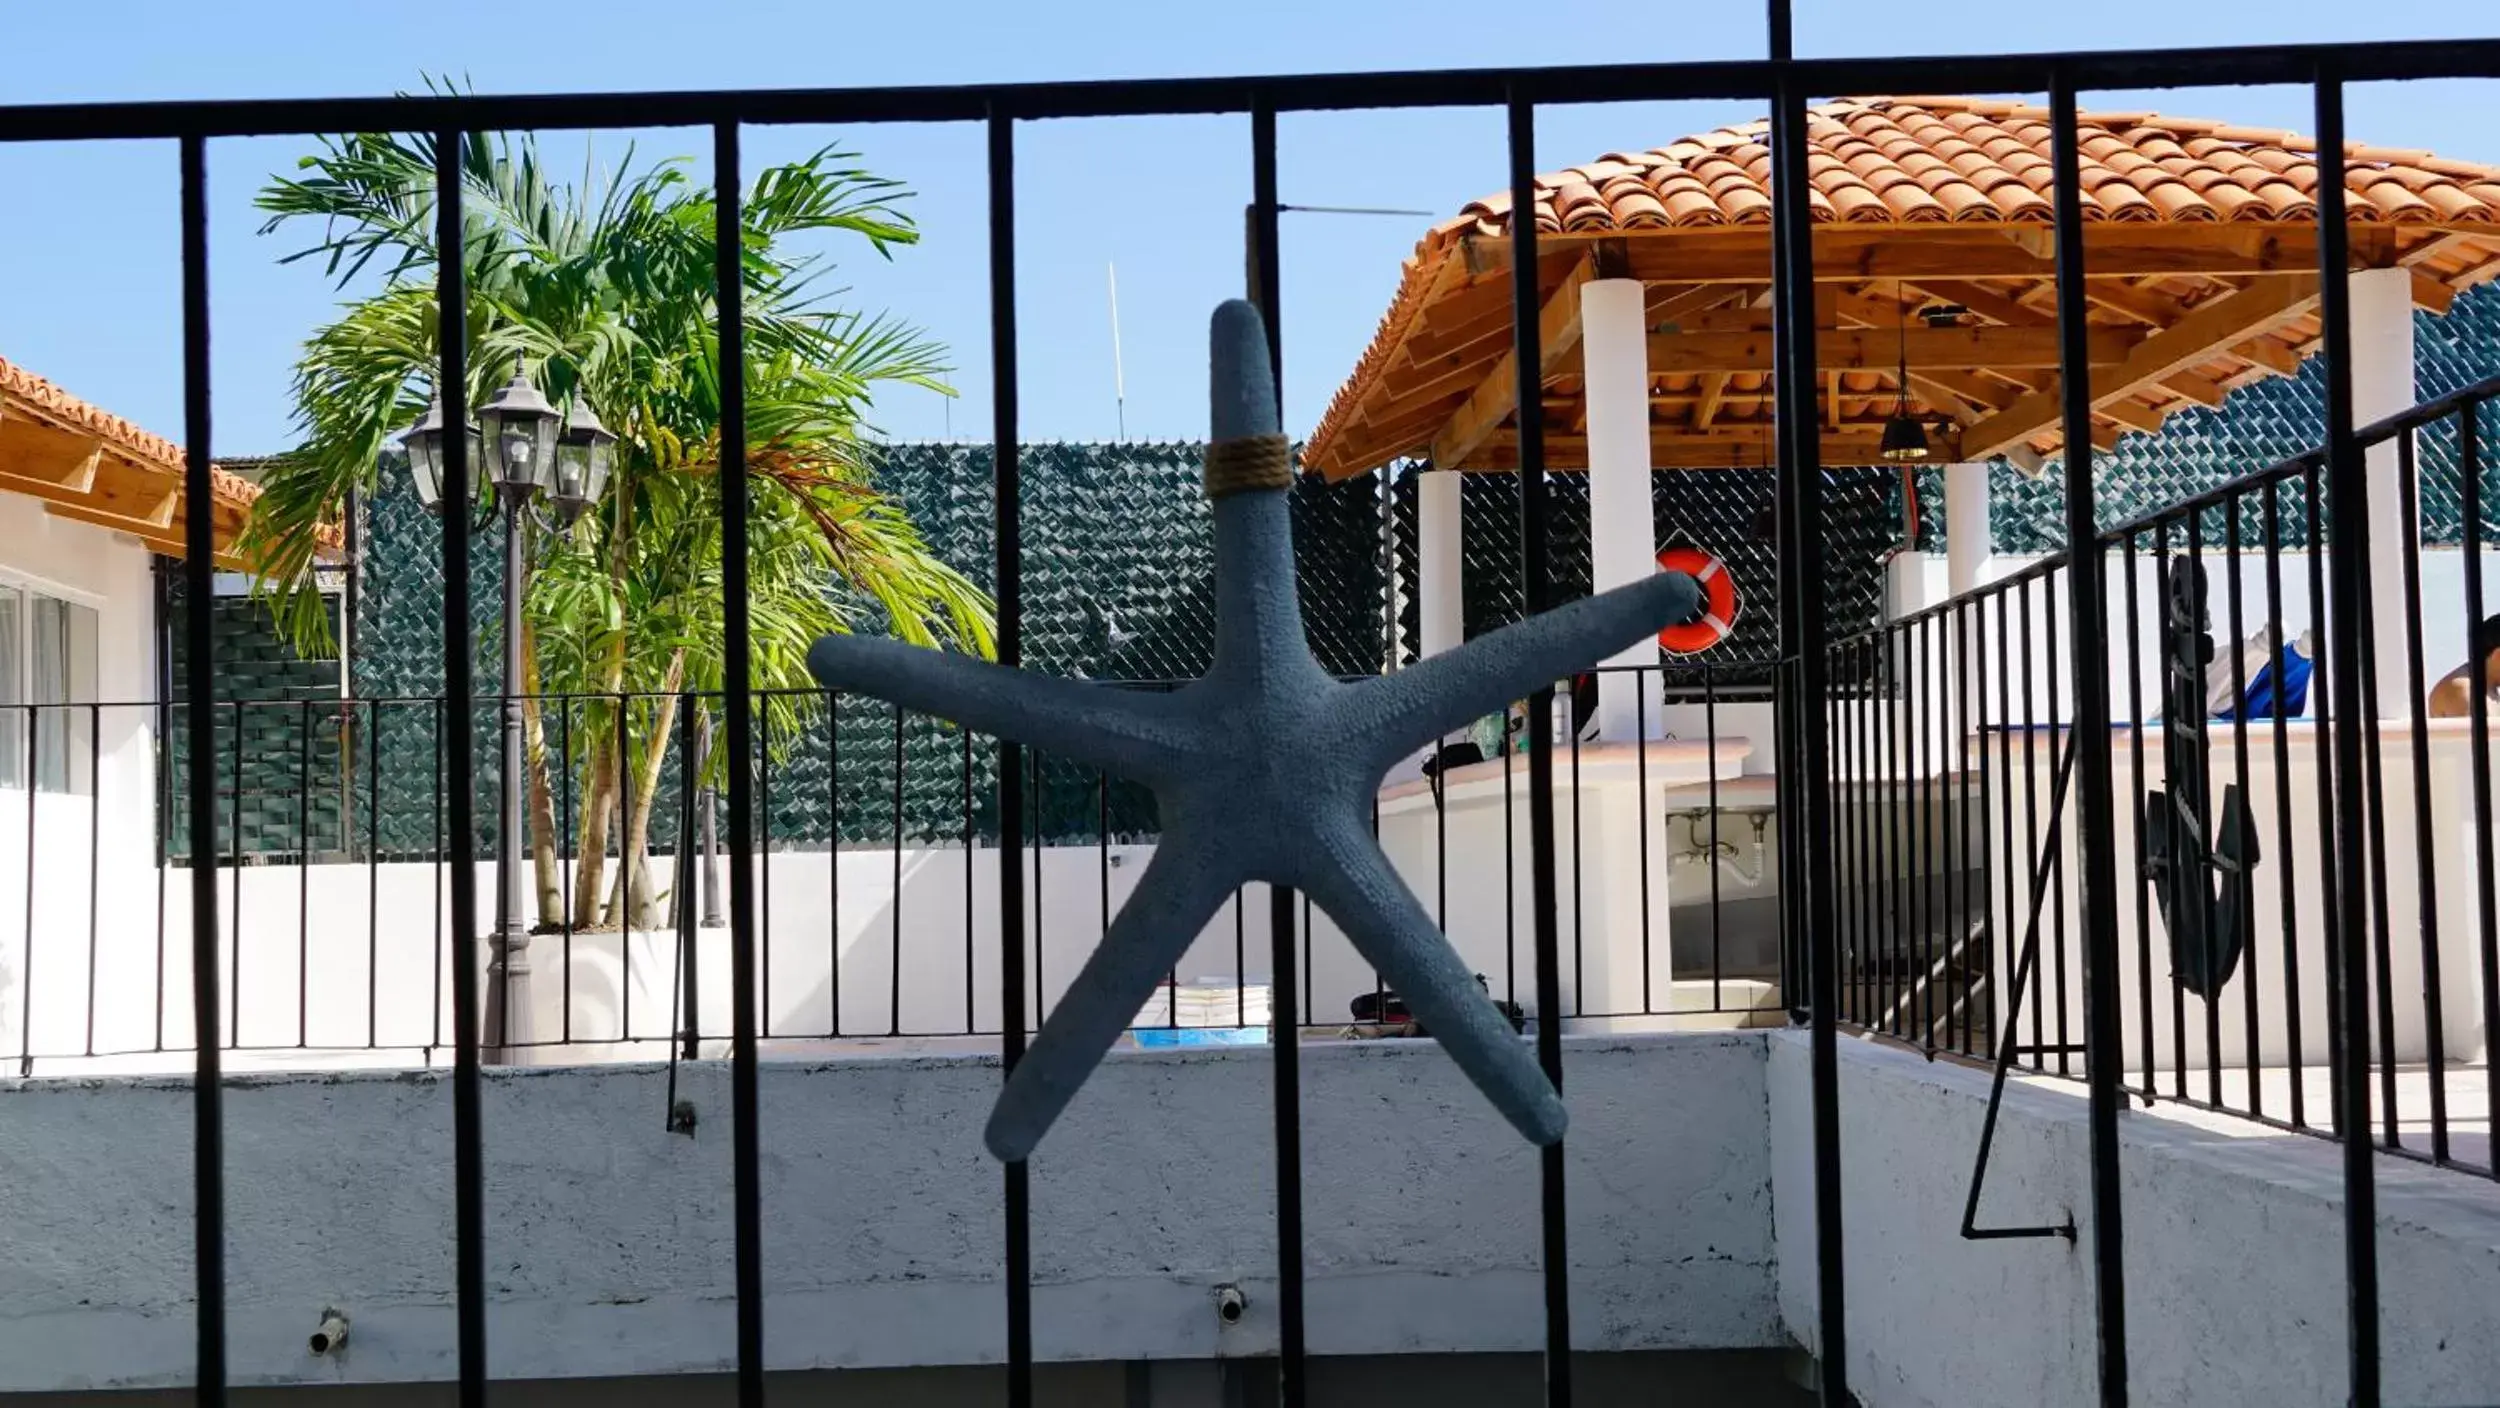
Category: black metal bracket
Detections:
[{"x1": 1961, "y1": 727, "x2": 2083, "y2": 1244}]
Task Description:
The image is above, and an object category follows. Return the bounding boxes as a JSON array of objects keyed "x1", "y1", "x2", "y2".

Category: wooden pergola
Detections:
[
  {"x1": 0, "y1": 355, "x2": 297, "y2": 569},
  {"x1": 1303, "y1": 97, "x2": 2500, "y2": 480}
]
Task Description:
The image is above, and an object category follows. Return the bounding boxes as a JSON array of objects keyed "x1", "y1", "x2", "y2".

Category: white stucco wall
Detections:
[
  {"x1": 0, "y1": 491, "x2": 159, "y2": 1068},
  {"x1": 1767, "y1": 1030, "x2": 2500, "y2": 1408},
  {"x1": 0, "y1": 1031, "x2": 1777, "y2": 1391}
]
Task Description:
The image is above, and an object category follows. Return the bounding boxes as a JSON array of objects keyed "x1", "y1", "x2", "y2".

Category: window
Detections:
[{"x1": 0, "y1": 584, "x2": 99, "y2": 795}]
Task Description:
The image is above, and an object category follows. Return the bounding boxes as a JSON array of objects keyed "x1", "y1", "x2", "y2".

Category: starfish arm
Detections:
[
  {"x1": 1297, "y1": 825, "x2": 1567, "y2": 1146},
  {"x1": 807, "y1": 634, "x2": 1189, "y2": 783},
  {"x1": 986, "y1": 833, "x2": 1236, "y2": 1161},
  {"x1": 1328, "y1": 572, "x2": 1702, "y2": 773}
]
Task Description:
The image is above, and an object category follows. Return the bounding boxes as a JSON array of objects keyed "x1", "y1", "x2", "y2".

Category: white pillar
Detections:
[
  {"x1": 1944, "y1": 461, "x2": 1992, "y2": 753},
  {"x1": 2352, "y1": 266, "x2": 2417, "y2": 717},
  {"x1": 1944, "y1": 461, "x2": 1991, "y2": 599},
  {"x1": 1418, "y1": 469, "x2": 1464, "y2": 658},
  {"x1": 1581, "y1": 277, "x2": 1658, "y2": 742}
]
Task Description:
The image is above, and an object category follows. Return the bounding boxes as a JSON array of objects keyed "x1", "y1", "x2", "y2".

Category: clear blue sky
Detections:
[{"x1": 0, "y1": 0, "x2": 2489, "y2": 457}]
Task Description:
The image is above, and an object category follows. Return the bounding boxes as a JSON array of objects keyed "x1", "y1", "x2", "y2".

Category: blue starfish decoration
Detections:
[{"x1": 808, "y1": 301, "x2": 1701, "y2": 1163}]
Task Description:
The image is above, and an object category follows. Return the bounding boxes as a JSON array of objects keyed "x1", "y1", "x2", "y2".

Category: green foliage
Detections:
[{"x1": 243, "y1": 118, "x2": 994, "y2": 731}]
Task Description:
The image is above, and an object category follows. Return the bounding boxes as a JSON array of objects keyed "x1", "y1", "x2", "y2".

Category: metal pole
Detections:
[
  {"x1": 2312, "y1": 64, "x2": 2383, "y2": 1408},
  {"x1": 2049, "y1": 75, "x2": 2132, "y2": 1406},
  {"x1": 433, "y1": 123, "x2": 490, "y2": 1408},
  {"x1": 1506, "y1": 88, "x2": 1575, "y2": 1408},
  {"x1": 177, "y1": 129, "x2": 227, "y2": 1408},
  {"x1": 988, "y1": 105, "x2": 1037, "y2": 1408},
  {"x1": 1248, "y1": 96, "x2": 1307, "y2": 1408},
  {"x1": 485, "y1": 498, "x2": 531, "y2": 1061},
  {"x1": 1766, "y1": 1, "x2": 1849, "y2": 1390},
  {"x1": 714, "y1": 117, "x2": 768, "y2": 1408}
]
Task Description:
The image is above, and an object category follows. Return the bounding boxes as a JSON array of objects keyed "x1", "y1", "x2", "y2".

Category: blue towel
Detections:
[{"x1": 2218, "y1": 642, "x2": 2313, "y2": 720}]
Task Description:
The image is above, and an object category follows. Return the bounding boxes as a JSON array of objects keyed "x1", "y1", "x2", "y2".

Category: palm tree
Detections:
[{"x1": 243, "y1": 126, "x2": 993, "y2": 930}]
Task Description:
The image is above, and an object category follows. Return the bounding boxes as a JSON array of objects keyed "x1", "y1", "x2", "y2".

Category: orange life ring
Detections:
[{"x1": 1655, "y1": 545, "x2": 1738, "y2": 654}]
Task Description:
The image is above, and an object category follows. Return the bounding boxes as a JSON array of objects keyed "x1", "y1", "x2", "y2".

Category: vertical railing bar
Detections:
[
  {"x1": 1862, "y1": 637, "x2": 1880, "y2": 1031},
  {"x1": 891, "y1": 703, "x2": 906, "y2": 1036},
  {"x1": 679, "y1": 690, "x2": 701, "y2": 1063},
  {"x1": 433, "y1": 699, "x2": 445, "y2": 1054},
  {"x1": 1571, "y1": 696, "x2": 1585, "y2": 1013},
  {"x1": 2043, "y1": 566, "x2": 2070, "y2": 1076},
  {"x1": 617, "y1": 698, "x2": 634, "y2": 1040},
  {"x1": 2051, "y1": 73, "x2": 2131, "y2": 1405},
  {"x1": 2357, "y1": 565, "x2": 2401, "y2": 1147},
  {"x1": 760, "y1": 692, "x2": 775, "y2": 1038},
  {"x1": 558, "y1": 698, "x2": 573, "y2": 1046},
  {"x1": 1505, "y1": 87, "x2": 1573, "y2": 1408},
  {"x1": 2304, "y1": 460, "x2": 2347, "y2": 1131},
  {"x1": 1248, "y1": 96, "x2": 1305, "y2": 1404},
  {"x1": 177, "y1": 133, "x2": 228, "y2": 1402},
  {"x1": 370, "y1": 701, "x2": 385, "y2": 1048},
  {"x1": 963, "y1": 720, "x2": 975, "y2": 1037},
  {"x1": 2261, "y1": 484, "x2": 2305, "y2": 1128},
  {"x1": 987, "y1": 105, "x2": 1036, "y2": 1408},
  {"x1": 2462, "y1": 403, "x2": 2500, "y2": 1176},
  {"x1": 430, "y1": 124, "x2": 487, "y2": 1408},
  {"x1": 1885, "y1": 624, "x2": 1906, "y2": 1037},
  {"x1": 299, "y1": 696, "x2": 312, "y2": 1047},
  {"x1": 2155, "y1": 522, "x2": 2186, "y2": 1097},
  {"x1": 2313, "y1": 66, "x2": 2382, "y2": 1408},
  {"x1": 2125, "y1": 532, "x2": 2155, "y2": 1099},
  {"x1": 19, "y1": 706, "x2": 35, "y2": 1068},
  {"x1": 1706, "y1": 666, "x2": 1724, "y2": 1011},
  {"x1": 1636, "y1": 676, "x2": 1652, "y2": 1011},
  {"x1": 1999, "y1": 582, "x2": 2021, "y2": 1075},
  {"x1": 1956, "y1": 599, "x2": 1978, "y2": 1054},
  {"x1": 831, "y1": 695, "x2": 844, "y2": 1038},
  {"x1": 82, "y1": 703, "x2": 100, "y2": 1057},
  {"x1": 2010, "y1": 585, "x2": 2030, "y2": 1070},
  {"x1": 1768, "y1": 33, "x2": 1847, "y2": 1399},
  {"x1": 2189, "y1": 512, "x2": 2219, "y2": 1103},
  {"x1": 1909, "y1": 614, "x2": 1931, "y2": 1046},
  {"x1": 713, "y1": 118, "x2": 767, "y2": 1408},
  {"x1": 2226, "y1": 497, "x2": 2261, "y2": 1117},
  {"x1": 228, "y1": 700, "x2": 241, "y2": 1043},
  {"x1": 2392, "y1": 430, "x2": 2446, "y2": 1160}
]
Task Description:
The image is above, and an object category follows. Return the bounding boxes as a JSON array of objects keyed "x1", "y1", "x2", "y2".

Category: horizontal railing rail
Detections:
[{"x1": 0, "y1": 660, "x2": 1774, "y2": 1068}]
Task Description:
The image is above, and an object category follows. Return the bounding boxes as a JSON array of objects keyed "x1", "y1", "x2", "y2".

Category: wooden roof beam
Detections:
[
  {"x1": 1454, "y1": 428, "x2": 1918, "y2": 471},
  {"x1": 1961, "y1": 273, "x2": 2323, "y2": 461},
  {"x1": 1643, "y1": 324, "x2": 2137, "y2": 375},
  {"x1": 1428, "y1": 251, "x2": 1598, "y2": 470},
  {"x1": 1594, "y1": 225, "x2": 2402, "y2": 284},
  {"x1": 0, "y1": 423, "x2": 106, "y2": 495},
  {"x1": 1902, "y1": 279, "x2": 2052, "y2": 328}
]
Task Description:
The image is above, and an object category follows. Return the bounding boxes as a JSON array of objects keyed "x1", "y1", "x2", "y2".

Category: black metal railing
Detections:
[
  {"x1": 1833, "y1": 372, "x2": 2500, "y2": 1190},
  {"x1": 0, "y1": 663, "x2": 1773, "y2": 1066},
  {"x1": 11, "y1": 22, "x2": 2500, "y2": 1408}
]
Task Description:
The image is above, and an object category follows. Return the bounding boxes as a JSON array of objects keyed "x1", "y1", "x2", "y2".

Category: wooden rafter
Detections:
[
  {"x1": 1428, "y1": 251, "x2": 1597, "y2": 468},
  {"x1": 1642, "y1": 324, "x2": 2136, "y2": 376},
  {"x1": 1960, "y1": 274, "x2": 2323, "y2": 460}
]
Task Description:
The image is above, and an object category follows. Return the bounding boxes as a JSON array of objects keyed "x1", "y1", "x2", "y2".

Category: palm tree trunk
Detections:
[
  {"x1": 617, "y1": 649, "x2": 687, "y2": 931},
  {"x1": 570, "y1": 709, "x2": 620, "y2": 927}
]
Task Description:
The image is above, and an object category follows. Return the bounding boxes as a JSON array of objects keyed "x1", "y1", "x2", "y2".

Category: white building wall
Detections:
[
  {"x1": 0, "y1": 1032, "x2": 1777, "y2": 1391},
  {"x1": 0, "y1": 490, "x2": 159, "y2": 1062},
  {"x1": 1767, "y1": 1030, "x2": 2500, "y2": 1408}
]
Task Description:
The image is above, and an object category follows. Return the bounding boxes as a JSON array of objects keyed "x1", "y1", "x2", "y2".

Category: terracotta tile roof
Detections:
[
  {"x1": 1307, "y1": 96, "x2": 2500, "y2": 477},
  {"x1": 0, "y1": 353, "x2": 313, "y2": 561}
]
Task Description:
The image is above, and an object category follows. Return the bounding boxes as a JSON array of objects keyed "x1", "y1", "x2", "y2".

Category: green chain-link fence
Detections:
[{"x1": 173, "y1": 282, "x2": 2500, "y2": 854}]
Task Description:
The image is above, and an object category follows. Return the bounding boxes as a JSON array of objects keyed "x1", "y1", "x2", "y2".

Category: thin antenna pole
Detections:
[{"x1": 1108, "y1": 261, "x2": 1128, "y2": 441}]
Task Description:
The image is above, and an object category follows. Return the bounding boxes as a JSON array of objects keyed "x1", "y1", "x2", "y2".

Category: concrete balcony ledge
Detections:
[
  {"x1": 0, "y1": 1032, "x2": 1779, "y2": 1392},
  {"x1": 4, "y1": 1027, "x2": 2497, "y2": 1404}
]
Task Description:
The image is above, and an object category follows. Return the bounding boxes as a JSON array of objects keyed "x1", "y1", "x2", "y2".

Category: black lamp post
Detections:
[{"x1": 401, "y1": 363, "x2": 612, "y2": 1061}]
